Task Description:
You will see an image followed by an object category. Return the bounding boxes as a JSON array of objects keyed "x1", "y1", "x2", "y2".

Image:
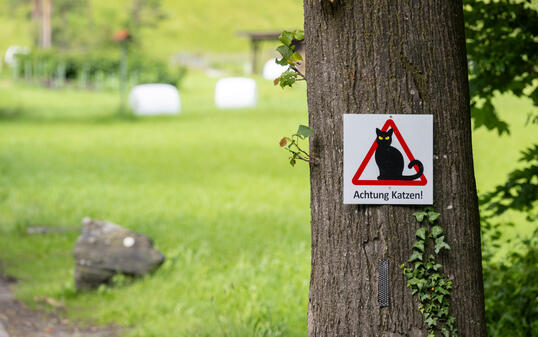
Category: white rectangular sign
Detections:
[{"x1": 343, "y1": 114, "x2": 433, "y2": 204}]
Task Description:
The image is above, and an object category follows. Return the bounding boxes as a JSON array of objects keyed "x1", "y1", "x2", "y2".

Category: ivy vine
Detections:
[{"x1": 401, "y1": 207, "x2": 458, "y2": 337}]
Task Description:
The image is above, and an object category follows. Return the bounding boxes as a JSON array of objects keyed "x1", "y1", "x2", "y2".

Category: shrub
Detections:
[{"x1": 482, "y1": 227, "x2": 538, "y2": 337}]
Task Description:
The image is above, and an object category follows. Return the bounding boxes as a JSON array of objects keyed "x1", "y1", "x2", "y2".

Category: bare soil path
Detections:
[{"x1": 0, "y1": 275, "x2": 119, "y2": 337}]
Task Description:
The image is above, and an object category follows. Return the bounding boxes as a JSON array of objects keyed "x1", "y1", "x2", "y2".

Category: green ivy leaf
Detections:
[
  {"x1": 413, "y1": 211, "x2": 426, "y2": 222},
  {"x1": 297, "y1": 125, "x2": 314, "y2": 138},
  {"x1": 416, "y1": 227, "x2": 427, "y2": 240},
  {"x1": 428, "y1": 211, "x2": 440, "y2": 223},
  {"x1": 413, "y1": 240, "x2": 425, "y2": 252},
  {"x1": 431, "y1": 225, "x2": 444, "y2": 238},
  {"x1": 278, "y1": 31, "x2": 294, "y2": 47},
  {"x1": 425, "y1": 317, "x2": 437, "y2": 328},
  {"x1": 435, "y1": 236, "x2": 451, "y2": 253},
  {"x1": 408, "y1": 250, "x2": 423, "y2": 263}
]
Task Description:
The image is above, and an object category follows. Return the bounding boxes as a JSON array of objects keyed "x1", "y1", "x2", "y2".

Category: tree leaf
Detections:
[
  {"x1": 279, "y1": 70, "x2": 297, "y2": 88},
  {"x1": 279, "y1": 137, "x2": 291, "y2": 147},
  {"x1": 297, "y1": 125, "x2": 314, "y2": 138},
  {"x1": 278, "y1": 31, "x2": 294, "y2": 47},
  {"x1": 293, "y1": 29, "x2": 304, "y2": 41},
  {"x1": 276, "y1": 45, "x2": 294, "y2": 62},
  {"x1": 289, "y1": 52, "x2": 303, "y2": 65}
]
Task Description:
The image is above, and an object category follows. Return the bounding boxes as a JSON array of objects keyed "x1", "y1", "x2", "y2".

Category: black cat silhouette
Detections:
[{"x1": 374, "y1": 128, "x2": 423, "y2": 180}]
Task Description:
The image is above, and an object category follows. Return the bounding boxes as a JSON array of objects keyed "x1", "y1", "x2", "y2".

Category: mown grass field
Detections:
[{"x1": 0, "y1": 74, "x2": 535, "y2": 336}]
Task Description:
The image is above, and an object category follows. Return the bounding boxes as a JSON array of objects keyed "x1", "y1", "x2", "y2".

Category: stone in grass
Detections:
[{"x1": 74, "y1": 218, "x2": 165, "y2": 291}]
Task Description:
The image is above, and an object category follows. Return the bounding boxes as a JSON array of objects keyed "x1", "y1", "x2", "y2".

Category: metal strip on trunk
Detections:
[{"x1": 378, "y1": 259, "x2": 389, "y2": 307}]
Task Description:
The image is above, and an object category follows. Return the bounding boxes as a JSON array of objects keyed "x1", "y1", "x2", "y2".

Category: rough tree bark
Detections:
[{"x1": 304, "y1": 0, "x2": 487, "y2": 336}]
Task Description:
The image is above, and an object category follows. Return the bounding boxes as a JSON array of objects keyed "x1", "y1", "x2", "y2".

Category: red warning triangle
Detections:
[{"x1": 352, "y1": 119, "x2": 427, "y2": 186}]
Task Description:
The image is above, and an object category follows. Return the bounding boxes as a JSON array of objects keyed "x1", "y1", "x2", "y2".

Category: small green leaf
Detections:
[
  {"x1": 413, "y1": 241, "x2": 425, "y2": 252},
  {"x1": 275, "y1": 57, "x2": 288, "y2": 66},
  {"x1": 279, "y1": 70, "x2": 297, "y2": 88},
  {"x1": 435, "y1": 236, "x2": 451, "y2": 253},
  {"x1": 293, "y1": 29, "x2": 304, "y2": 41},
  {"x1": 425, "y1": 317, "x2": 437, "y2": 328},
  {"x1": 431, "y1": 225, "x2": 444, "y2": 238},
  {"x1": 289, "y1": 52, "x2": 303, "y2": 65},
  {"x1": 408, "y1": 250, "x2": 423, "y2": 263},
  {"x1": 297, "y1": 125, "x2": 314, "y2": 138},
  {"x1": 427, "y1": 211, "x2": 440, "y2": 223},
  {"x1": 278, "y1": 31, "x2": 294, "y2": 46},
  {"x1": 416, "y1": 227, "x2": 427, "y2": 240},
  {"x1": 413, "y1": 211, "x2": 426, "y2": 222},
  {"x1": 276, "y1": 45, "x2": 294, "y2": 61}
]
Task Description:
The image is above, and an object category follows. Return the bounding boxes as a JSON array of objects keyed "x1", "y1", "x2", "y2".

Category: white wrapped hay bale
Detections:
[
  {"x1": 262, "y1": 58, "x2": 287, "y2": 80},
  {"x1": 129, "y1": 84, "x2": 181, "y2": 116},
  {"x1": 214, "y1": 77, "x2": 257, "y2": 109}
]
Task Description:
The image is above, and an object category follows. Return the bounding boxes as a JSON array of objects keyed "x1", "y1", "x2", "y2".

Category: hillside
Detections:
[{"x1": 0, "y1": 0, "x2": 304, "y2": 62}]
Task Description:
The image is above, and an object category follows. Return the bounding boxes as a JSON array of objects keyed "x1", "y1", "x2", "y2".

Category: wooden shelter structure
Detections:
[{"x1": 237, "y1": 31, "x2": 304, "y2": 74}]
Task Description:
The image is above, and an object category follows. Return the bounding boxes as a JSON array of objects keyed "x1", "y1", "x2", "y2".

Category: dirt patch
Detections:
[{"x1": 0, "y1": 275, "x2": 120, "y2": 337}]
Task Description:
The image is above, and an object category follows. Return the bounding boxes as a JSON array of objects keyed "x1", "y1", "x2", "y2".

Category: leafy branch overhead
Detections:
[
  {"x1": 280, "y1": 125, "x2": 316, "y2": 166},
  {"x1": 274, "y1": 29, "x2": 305, "y2": 88},
  {"x1": 402, "y1": 208, "x2": 457, "y2": 337},
  {"x1": 464, "y1": 0, "x2": 538, "y2": 135},
  {"x1": 480, "y1": 144, "x2": 538, "y2": 221}
]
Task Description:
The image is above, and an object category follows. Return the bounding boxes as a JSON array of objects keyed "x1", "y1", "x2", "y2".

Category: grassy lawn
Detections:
[{"x1": 0, "y1": 75, "x2": 535, "y2": 336}]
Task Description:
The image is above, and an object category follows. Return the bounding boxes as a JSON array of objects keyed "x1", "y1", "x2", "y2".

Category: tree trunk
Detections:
[
  {"x1": 33, "y1": 0, "x2": 52, "y2": 49},
  {"x1": 304, "y1": 1, "x2": 487, "y2": 336},
  {"x1": 41, "y1": 0, "x2": 52, "y2": 49}
]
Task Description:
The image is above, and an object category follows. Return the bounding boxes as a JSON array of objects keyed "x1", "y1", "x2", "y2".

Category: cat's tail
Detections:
[{"x1": 401, "y1": 160, "x2": 424, "y2": 180}]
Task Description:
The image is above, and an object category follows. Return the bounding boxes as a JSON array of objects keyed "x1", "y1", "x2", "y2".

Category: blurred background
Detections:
[{"x1": 0, "y1": 0, "x2": 535, "y2": 336}]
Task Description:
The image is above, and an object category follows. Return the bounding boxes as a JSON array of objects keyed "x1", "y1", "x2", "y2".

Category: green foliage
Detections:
[
  {"x1": 464, "y1": 0, "x2": 538, "y2": 135},
  {"x1": 14, "y1": 49, "x2": 187, "y2": 89},
  {"x1": 480, "y1": 144, "x2": 538, "y2": 221},
  {"x1": 403, "y1": 209, "x2": 457, "y2": 337},
  {"x1": 278, "y1": 70, "x2": 298, "y2": 88},
  {"x1": 280, "y1": 125, "x2": 315, "y2": 166},
  {"x1": 482, "y1": 227, "x2": 538, "y2": 337},
  {"x1": 274, "y1": 30, "x2": 305, "y2": 88}
]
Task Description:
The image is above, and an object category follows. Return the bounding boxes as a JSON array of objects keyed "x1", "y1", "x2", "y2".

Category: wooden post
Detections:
[{"x1": 251, "y1": 40, "x2": 260, "y2": 74}]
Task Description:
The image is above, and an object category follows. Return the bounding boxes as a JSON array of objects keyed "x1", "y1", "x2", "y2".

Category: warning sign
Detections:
[{"x1": 343, "y1": 114, "x2": 433, "y2": 204}]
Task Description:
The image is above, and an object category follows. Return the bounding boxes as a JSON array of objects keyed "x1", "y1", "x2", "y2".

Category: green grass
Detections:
[
  {"x1": 0, "y1": 75, "x2": 310, "y2": 336},
  {"x1": 0, "y1": 74, "x2": 535, "y2": 336}
]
